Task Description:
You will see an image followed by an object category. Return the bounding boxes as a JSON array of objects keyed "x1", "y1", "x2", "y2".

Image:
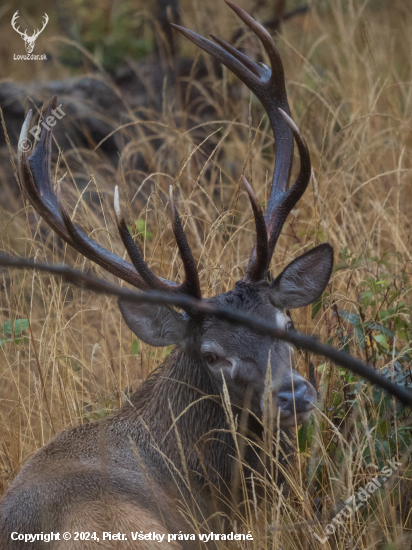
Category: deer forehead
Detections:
[
  {"x1": 205, "y1": 284, "x2": 290, "y2": 326},
  {"x1": 199, "y1": 294, "x2": 291, "y2": 357}
]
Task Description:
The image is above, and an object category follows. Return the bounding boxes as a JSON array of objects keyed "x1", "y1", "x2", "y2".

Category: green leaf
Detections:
[
  {"x1": 361, "y1": 290, "x2": 373, "y2": 302},
  {"x1": 131, "y1": 339, "x2": 140, "y2": 355},
  {"x1": 1, "y1": 320, "x2": 12, "y2": 335},
  {"x1": 338, "y1": 310, "x2": 360, "y2": 326},
  {"x1": 128, "y1": 219, "x2": 153, "y2": 241},
  {"x1": 298, "y1": 418, "x2": 313, "y2": 452},
  {"x1": 135, "y1": 219, "x2": 146, "y2": 234},
  {"x1": 356, "y1": 327, "x2": 366, "y2": 350},
  {"x1": 311, "y1": 292, "x2": 329, "y2": 319},
  {"x1": 13, "y1": 337, "x2": 28, "y2": 345},
  {"x1": 0, "y1": 319, "x2": 29, "y2": 345},
  {"x1": 366, "y1": 322, "x2": 394, "y2": 337},
  {"x1": 377, "y1": 420, "x2": 390, "y2": 435},
  {"x1": 0, "y1": 338, "x2": 12, "y2": 347},
  {"x1": 13, "y1": 319, "x2": 29, "y2": 335},
  {"x1": 374, "y1": 334, "x2": 388, "y2": 346},
  {"x1": 333, "y1": 262, "x2": 348, "y2": 272}
]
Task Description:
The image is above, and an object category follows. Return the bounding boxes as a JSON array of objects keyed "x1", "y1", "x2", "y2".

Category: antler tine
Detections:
[
  {"x1": 266, "y1": 108, "x2": 311, "y2": 259},
  {"x1": 55, "y1": 181, "x2": 151, "y2": 289},
  {"x1": 113, "y1": 187, "x2": 166, "y2": 291},
  {"x1": 241, "y1": 176, "x2": 268, "y2": 281},
  {"x1": 19, "y1": 96, "x2": 150, "y2": 290},
  {"x1": 224, "y1": 0, "x2": 284, "y2": 75},
  {"x1": 114, "y1": 186, "x2": 201, "y2": 297},
  {"x1": 19, "y1": 100, "x2": 74, "y2": 246},
  {"x1": 170, "y1": 24, "x2": 262, "y2": 91},
  {"x1": 168, "y1": 186, "x2": 202, "y2": 299},
  {"x1": 209, "y1": 34, "x2": 263, "y2": 78}
]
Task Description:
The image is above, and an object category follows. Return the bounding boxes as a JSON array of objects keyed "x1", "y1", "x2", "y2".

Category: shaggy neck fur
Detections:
[
  {"x1": 120, "y1": 347, "x2": 291, "y2": 514},
  {"x1": 128, "y1": 348, "x2": 237, "y2": 495}
]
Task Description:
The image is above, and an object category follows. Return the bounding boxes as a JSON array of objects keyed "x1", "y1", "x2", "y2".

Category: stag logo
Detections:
[{"x1": 12, "y1": 11, "x2": 48, "y2": 54}]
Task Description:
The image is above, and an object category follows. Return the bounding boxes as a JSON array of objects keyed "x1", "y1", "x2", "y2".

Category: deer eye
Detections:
[
  {"x1": 286, "y1": 320, "x2": 295, "y2": 331},
  {"x1": 203, "y1": 352, "x2": 219, "y2": 365}
]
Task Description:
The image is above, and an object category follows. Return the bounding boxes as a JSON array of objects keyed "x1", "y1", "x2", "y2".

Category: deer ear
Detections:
[
  {"x1": 118, "y1": 299, "x2": 188, "y2": 347},
  {"x1": 269, "y1": 243, "x2": 334, "y2": 310}
]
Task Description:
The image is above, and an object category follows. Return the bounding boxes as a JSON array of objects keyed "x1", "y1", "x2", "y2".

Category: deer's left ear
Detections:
[
  {"x1": 269, "y1": 243, "x2": 334, "y2": 310},
  {"x1": 118, "y1": 299, "x2": 188, "y2": 347}
]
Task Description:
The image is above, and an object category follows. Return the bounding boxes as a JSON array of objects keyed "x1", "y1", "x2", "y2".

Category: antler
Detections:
[
  {"x1": 172, "y1": 0, "x2": 312, "y2": 281},
  {"x1": 32, "y1": 13, "x2": 49, "y2": 40},
  {"x1": 18, "y1": 96, "x2": 201, "y2": 298},
  {"x1": 11, "y1": 12, "x2": 27, "y2": 38}
]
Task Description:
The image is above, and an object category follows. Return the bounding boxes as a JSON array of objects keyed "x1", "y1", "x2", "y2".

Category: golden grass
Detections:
[{"x1": 1, "y1": 0, "x2": 412, "y2": 547}]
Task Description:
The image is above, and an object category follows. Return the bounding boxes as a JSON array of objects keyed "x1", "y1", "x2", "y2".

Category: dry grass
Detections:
[{"x1": 1, "y1": 0, "x2": 412, "y2": 547}]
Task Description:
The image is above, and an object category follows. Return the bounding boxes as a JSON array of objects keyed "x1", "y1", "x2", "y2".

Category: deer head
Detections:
[
  {"x1": 17, "y1": 1, "x2": 333, "y2": 428},
  {"x1": 11, "y1": 11, "x2": 48, "y2": 54}
]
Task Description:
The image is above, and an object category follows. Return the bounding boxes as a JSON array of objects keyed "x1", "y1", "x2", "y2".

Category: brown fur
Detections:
[
  {"x1": 0, "y1": 349, "x2": 275, "y2": 549},
  {"x1": 59, "y1": 501, "x2": 183, "y2": 550}
]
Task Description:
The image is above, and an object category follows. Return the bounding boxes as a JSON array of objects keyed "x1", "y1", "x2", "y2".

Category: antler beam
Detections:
[
  {"x1": 172, "y1": 1, "x2": 312, "y2": 280},
  {"x1": 18, "y1": 96, "x2": 201, "y2": 297}
]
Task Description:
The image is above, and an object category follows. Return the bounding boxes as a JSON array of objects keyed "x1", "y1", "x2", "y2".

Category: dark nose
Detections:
[{"x1": 276, "y1": 379, "x2": 315, "y2": 414}]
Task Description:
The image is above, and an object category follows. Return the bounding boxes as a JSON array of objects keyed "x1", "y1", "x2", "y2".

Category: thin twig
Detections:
[{"x1": 1, "y1": 253, "x2": 412, "y2": 406}]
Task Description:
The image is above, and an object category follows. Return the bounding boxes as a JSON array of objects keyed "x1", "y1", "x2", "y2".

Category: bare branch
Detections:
[{"x1": 1, "y1": 253, "x2": 411, "y2": 406}]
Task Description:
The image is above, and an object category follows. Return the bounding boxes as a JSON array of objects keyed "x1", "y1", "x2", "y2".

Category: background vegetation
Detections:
[{"x1": 1, "y1": 0, "x2": 412, "y2": 547}]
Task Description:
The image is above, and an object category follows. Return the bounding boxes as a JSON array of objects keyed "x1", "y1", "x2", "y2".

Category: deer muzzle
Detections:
[{"x1": 275, "y1": 375, "x2": 317, "y2": 426}]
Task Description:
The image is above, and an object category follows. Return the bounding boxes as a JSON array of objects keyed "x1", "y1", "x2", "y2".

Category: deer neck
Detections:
[{"x1": 128, "y1": 347, "x2": 256, "y2": 497}]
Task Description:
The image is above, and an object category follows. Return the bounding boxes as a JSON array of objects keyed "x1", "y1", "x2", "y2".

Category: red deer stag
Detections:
[{"x1": 0, "y1": 2, "x2": 333, "y2": 548}]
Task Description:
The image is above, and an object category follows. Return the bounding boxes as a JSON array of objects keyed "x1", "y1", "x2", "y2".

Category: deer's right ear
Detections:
[
  {"x1": 269, "y1": 243, "x2": 334, "y2": 310},
  {"x1": 118, "y1": 299, "x2": 188, "y2": 347}
]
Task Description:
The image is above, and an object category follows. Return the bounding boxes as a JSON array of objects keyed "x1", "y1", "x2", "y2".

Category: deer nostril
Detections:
[
  {"x1": 302, "y1": 384, "x2": 313, "y2": 401},
  {"x1": 276, "y1": 381, "x2": 315, "y2": 413},
  {"x1": 277, "y1": 395, "x2": 289, "y2": 409}
]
